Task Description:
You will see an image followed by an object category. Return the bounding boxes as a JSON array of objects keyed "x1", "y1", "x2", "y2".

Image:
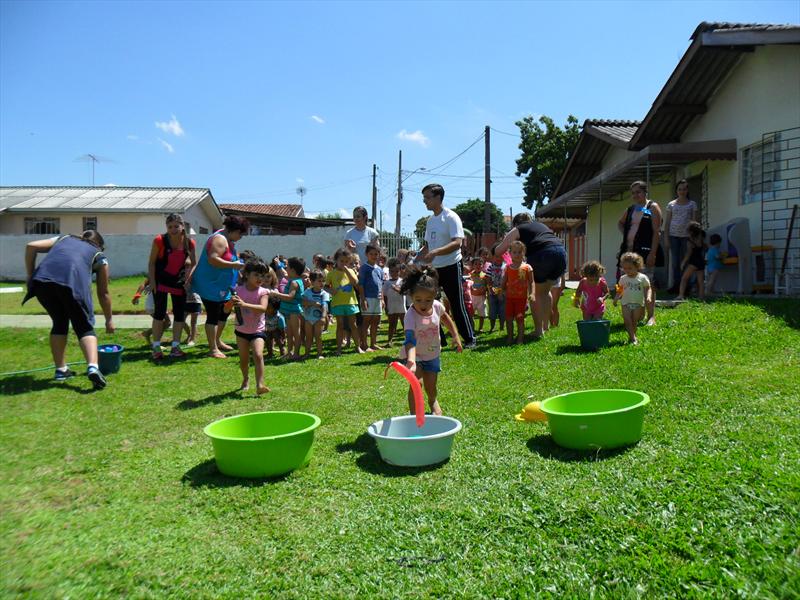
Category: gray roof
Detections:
[
  {"x1": 584, "y1": 120, "x2": 640, "y2": 145},
  {"x1": 0, "y1": 186, "x2": 215, "y2": 213}
]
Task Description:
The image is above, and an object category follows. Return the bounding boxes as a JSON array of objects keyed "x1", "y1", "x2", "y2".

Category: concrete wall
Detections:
[
  {"x1": 0, "y1": 205, "x2": 218, "y2": 235},
  {"x1": 0, "y1": 226, "x2": 350, "y2": 280}
]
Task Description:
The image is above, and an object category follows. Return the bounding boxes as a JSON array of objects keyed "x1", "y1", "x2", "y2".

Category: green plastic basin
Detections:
[
  {"x1": 367, "y1": 415, "x2": 462, "y2": 467},
  {"x1": 540, "y1": 389, "x2": 650, "y2": 450},
  {"x1": 204, "y1": 411, "x2": 321, "y2": 478}
]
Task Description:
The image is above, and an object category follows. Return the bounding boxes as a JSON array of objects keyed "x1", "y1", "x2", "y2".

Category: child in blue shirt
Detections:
[
  {"x1": 705, "y1": 233, "x2": 724, "y2": 295},
  {"x1": 264, "y1": 297, "x2": 286, "y2": 359},
  {"x1": 358, "y1": 243, "x2": 385, "y2": 351},
  {"x1": 302, "y1": 270, "x2": 331, "y2": 359},
  {"x1": 269, "y1": 256, "x2": 305, "y2": 360}
]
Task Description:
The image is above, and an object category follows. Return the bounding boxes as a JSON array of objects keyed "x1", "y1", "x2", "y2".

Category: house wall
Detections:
[
  {"x1": 0, "y1": 209, "x2": 219, "y2": 235},
  {"x1": 681, "y1": 44, "x2": 800, "y2": 245},
  {"x1": 0, "y1": 227, "x2": 350, "y2": 280}
]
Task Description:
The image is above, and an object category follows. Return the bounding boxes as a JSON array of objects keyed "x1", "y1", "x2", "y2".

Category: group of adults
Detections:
[{"x1": 25, "y1": 178, "x2": 685, "y2": 387}]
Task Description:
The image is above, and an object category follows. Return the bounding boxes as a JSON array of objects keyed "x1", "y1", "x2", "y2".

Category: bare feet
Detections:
[
  {"x1": 207, "y1": 351, "x2": 227, "y2": 358},
  {"x1": 356, "y1": 347, "x2": 366, "y2": 354},
  {"x1": 629, "y1": 337, "x2": 639, "y2": 345},
  {"x1": 370, "y1": 345, "x2": 383, "y2": 351},
  {"x1": 256, "y1": 385, "x2": 270, "y2": 395},
  {"x1": 645, "y1": 317, "x2": 656, "y2": 326},
  {"x1": 217, "y1": 342, "x2": 234, "y2": 352},
  {"x1": 240, "y1": 379, "x2": 250, "y2": 391},
  {"x1": 364, "y1": 347, "x2": 375, "y2": 353}
]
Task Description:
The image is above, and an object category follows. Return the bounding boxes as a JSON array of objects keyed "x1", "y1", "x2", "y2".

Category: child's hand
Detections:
[
  {"x1": 405, "y1": 359, "x2": 416, "y2": 374},
  {"x1": 232, "y1": 296, "x2": 243, "y2": 306},
  {"x1": 132, "y1": 295, "x2": 140, "y2": 305},
  {"x1": 453, "y1": 339, "x2": 463, "y2": 353}
]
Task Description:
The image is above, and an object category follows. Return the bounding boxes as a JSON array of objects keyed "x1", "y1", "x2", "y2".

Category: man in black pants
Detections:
[{"x1": 418, "y1": 183, "x2": 476, "y2": 349}]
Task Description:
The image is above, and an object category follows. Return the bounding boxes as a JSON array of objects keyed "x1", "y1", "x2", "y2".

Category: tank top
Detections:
[
  {"x1": 191, "y1": 230, "x2": 239, "y2": 302},
  {"x1": 516, "y1": 221, "x2": 562, "y2": 263}
]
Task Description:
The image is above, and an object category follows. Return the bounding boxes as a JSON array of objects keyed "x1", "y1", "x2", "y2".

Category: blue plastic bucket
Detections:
[
  {"x1": 576, "y1": 319, "x2": 610, "y2": 351},
  {"x1": 98, "y1": 344, "x2": 124, "y2": 375}
]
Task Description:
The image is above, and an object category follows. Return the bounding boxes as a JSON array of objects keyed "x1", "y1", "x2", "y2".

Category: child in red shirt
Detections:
[{"x1": 501, "y1": 241, "x2": 533, "y2": 344}]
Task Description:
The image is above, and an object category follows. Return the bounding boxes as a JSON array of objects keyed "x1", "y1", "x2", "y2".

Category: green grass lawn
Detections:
[
  {"x1": 0, "y1": 276, "x2": 147, "y2": 315},
  {"x1": 1, "y1": 299, "x2": 798, "y2": 597}
]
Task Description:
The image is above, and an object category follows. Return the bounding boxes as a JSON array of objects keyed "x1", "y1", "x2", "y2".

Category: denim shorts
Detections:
[
  {"x1": 417, "y1": 357, "x2": 441, "y2": 373},
  {"x1": 530, "y1": 246, "x2": 567, "y2": 284}
]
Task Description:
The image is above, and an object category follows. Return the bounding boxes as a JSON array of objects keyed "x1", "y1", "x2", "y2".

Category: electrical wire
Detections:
[{"x1": 489, "y1": 126, "x2": 518, "y2": 137}]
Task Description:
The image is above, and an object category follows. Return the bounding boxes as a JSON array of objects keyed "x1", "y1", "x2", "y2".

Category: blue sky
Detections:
[{"x1": 1, "y1": 0, "x2": 797, "y2": 230}]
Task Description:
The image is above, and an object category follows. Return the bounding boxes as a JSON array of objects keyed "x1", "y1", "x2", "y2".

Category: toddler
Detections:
[
  {"x1": 705, "y1": 233, "x2": 724, "y2": 295},
  {"x1": 468, "y1": 257, "x2": 489, "y2": 332},
  {"x1": 677, "y1": 221, "x2": 707, "y2": 301},
  {"x1": 573, "y1": 261, "x2": 610, "y2": 320},
  {"x1": 264, "y1": 297, "x2": 286, "y2": 358},
  {"x1": 359, "y1": 243, "x2": 384, "y2": 351},
  {"x1": 382, "y1": 258, "x2": 406, "y2": 345},
  {"x1": 501, "y1": 241, "x2": 533, "y2": 344},
  {"x1": 485, "y1": 242, "x2": 506, "y2": 333},
  {"x1": 231, "y1": 260, "x2": 270, "y2": 394},
  {"x1": 302, "y1": 270, "x2": 331, "y2": 359},
  {"x1": 324, "y1": 248, "x2": 364, "y2": 355},
  {"x1": 269, "y1": 256, "x2": 305, "y2": 360},
  {"x1": 399, "y1": 265, "x2": 462, "y2": 416},
  {"x1": 614, "y1": 252, "x2": 651, "y2": 345}
]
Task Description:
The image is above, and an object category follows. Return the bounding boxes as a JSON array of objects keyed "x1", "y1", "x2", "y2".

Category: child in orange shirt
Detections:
[{"x1": 501, "y1": 241, "x2": 533, "y2": 344}]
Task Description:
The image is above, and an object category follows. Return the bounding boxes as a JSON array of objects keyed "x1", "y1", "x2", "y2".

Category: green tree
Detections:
[
  {"x1": 414, "y1": 216, "x2": 428, "y2": 242},
  {"x1": 315, "y1": 212, "x2": 343, "y2": 220},
  {"x1": 515, "y1": 114, "x2": 580, "y2": 210},
  {"x1": 452, "y1": 198, "x2": 508, "y2": 235}
]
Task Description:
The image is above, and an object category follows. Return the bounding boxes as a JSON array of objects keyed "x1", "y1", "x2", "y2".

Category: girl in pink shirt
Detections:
[
  {"x1": 573, "y1": 260, "x2": 610, "y2": 321},
  {"x1": 232, "y1": 260, "x2": 271, "y2": 394}
]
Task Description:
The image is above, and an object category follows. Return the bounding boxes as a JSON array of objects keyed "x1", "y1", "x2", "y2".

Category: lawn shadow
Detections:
[
  {"x1": 336, "y1": 432, "x2": 449, "y2": 477},
  {"x1": 526, "y1": 434, "x2": 634, "y2": 462},
  {"x1": 351, "y1": 355, "x2": 394, "y2": 367},
  {"x1": 715, "y1": 296, "x2": 800, "y2": 329},
  {"x1": 0, "y1": 374, "x2": 94, "y2": 396},
  {"x1": 181, "y1": 458, "x2": 290, "y2": 488},
  {"x1": 555, "y1": 340, "x2": 627, "y2": 355},
  {"x1": 175, "y1": 389, "x2": 241, "y2": 411}
]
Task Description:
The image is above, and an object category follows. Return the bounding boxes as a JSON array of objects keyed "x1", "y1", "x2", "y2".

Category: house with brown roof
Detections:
[
  {"x1": 538, "y1": 22, "x2": 800, "y2": 291},
  {"x1": 219, "y1": 203, "x2": 348, "y2": 235}
]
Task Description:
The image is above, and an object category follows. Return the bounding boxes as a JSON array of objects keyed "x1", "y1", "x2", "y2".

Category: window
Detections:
[
  {"x1": 24, "y1": 217, "x2": 60, "y2": 234},
  {"x1": 82, "y1": 216, "x2": 97, "y2": 231},
  {"x1": 741, "y1": 133, "x2": 785, "y2": 204},
  {"x1": 199, "y1": 226, "x2": 208, "y2": 234}
]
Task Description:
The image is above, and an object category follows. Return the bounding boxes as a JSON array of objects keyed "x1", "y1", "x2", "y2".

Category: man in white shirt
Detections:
[
  {"x1": 418, "y1": 183, "x2": 476, "y2": 348},
  {"x1": 344, "y1": 206, "x2": 379, "y2": 264}
]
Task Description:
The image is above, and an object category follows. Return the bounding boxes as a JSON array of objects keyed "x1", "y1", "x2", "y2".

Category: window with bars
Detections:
[
  {"x1": 82, "y1": 216, "x2": 98, "y2": 231},
  {"x1": 24, "y1": 217, "x2": 60, "y2": 234},
  {"x1": 741, "y1": 133, "x2": 785, "y2": 204}
]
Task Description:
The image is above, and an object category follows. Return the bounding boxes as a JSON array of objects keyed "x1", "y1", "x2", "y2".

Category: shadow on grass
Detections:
[
  {"x1": 714, "y1": 296, "x2": 800, "y2": 329},
  {"x1": 555, "y1": 340, "x2": 627, "y2": 355},
  {"x1": 175, "y1": 389, "x2": 241, "y2": 411},
  {"x1": 336, "y1": 432, "x2": 449, "y2": 477},
  {"x1": 526, "y1": 434, "x2": 634, "y2": 462},
  {"x1": 0, "y1": 374, "x2": 95, "y2": 396},
  {"x1": 181, "y1": 458, "x2": 291, "y2": 488},
  {"x1": 351, "y1": 355, "x2": 394, "y2": 367}
]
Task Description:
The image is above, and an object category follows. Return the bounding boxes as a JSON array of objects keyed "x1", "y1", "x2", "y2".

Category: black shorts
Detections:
[
  {"x1": 153, "y1": 290, "x2": 186, "y2": 322},
  {"x1": 235, "y1": 330, "x2": 266, "y2": 342},
  {"x1": 34, "y1": 281, "x2": 96, "y2": 338},
  {"x1": 185, "y1": 302, "x2": 202, "y2": 315},
  {"x1": 530, "y1": 246, "x2": 567, "y2": 284},
  {"x1": 201, "y1": 298, "x2": 231, "y2": 326}
]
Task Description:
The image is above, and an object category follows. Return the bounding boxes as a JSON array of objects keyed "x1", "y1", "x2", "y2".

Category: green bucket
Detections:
[
  {"x1": 98, "y1": 344, "x2": 124, "y2": 375},
  {"x1": 540, "y1": 389, "x2": 650, "y2": 450},
  {"x1": 204, "y1": 411, "x2": 321, "y2": 478},
  {"x1": 576, "y1": 319, "x2": 610, "y2": 351}
]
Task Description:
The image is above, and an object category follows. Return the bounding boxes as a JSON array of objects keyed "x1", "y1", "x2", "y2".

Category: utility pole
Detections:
[
  {"x1": 395, "y1": 150, "x2": 402, "y2": 236},
  {"x1": 371, "y1": 164, "x2": 377, "y2": 228},
  {"x1": 484, "y1": 125, "x2": 491, "y2": 233}
]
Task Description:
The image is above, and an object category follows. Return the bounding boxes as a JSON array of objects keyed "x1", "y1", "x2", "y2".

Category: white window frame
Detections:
[
  {"x1": 741, "y1": 133, "x2": 785, "y2": 205},
  {"x1": 82, "y1": 216, "x2": 98, "y2": 231}
]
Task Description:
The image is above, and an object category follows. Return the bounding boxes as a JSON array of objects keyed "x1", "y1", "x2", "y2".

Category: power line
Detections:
[
  {"x1": 219, "y1": 174, "x2": 373, "y2": 202},
  {"x1": 489, "y1": 126, "x2": 518, "y2": 137}
]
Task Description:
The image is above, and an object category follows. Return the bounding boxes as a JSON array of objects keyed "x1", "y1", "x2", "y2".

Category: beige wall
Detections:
[{"x1": 0, "y1": 208, "x2": 218, "y2": 235}]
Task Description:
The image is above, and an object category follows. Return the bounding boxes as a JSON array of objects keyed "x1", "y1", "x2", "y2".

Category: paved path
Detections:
[{"x1": 0, "y1": 314, "x2": 153, "y2": 328}]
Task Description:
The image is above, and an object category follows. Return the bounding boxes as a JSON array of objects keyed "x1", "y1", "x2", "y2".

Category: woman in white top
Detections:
[{"x1": 664, "y1": 179, "x2": 699, "y2": 292}]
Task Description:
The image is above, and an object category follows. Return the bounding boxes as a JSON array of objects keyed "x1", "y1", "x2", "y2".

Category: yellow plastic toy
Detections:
[{"x1": 514, "y1": 401, "x2": 548, "y2": 423}]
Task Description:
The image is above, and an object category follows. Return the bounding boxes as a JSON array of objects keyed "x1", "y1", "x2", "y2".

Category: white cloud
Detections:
[
  {"x1": 155, "y1": 115, "x2": 185, "y2": 137},
  {"x1": 396, "y1": 129, "x2": 430, "y2": 147},
  {"x1": 310, "y1": 115, "x2": 325, "y2": 124},
  {"x1": 296, "y1": 178, "x2": 305, "y2": 185},
  {"x1": 158, "y1": 138, "x2": 175, "y2": 154},
  {"x1": 126, "y1": 134, "x2": 139, "y2": 141}
]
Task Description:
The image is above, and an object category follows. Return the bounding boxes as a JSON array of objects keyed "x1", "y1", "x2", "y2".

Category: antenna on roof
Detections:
[
  {"x1": 296, "y1": 185, "x2": 307, "y2": 207},
  {"x1": 74, "y1": 154, "x2": 115, "y2": 186}
]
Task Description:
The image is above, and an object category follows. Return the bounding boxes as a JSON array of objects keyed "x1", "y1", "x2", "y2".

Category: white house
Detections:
[
  {"x1": 0, "y1": 186, "x2": 224, "y2": 235},
  {"x1": 538, "y1": 22, "x2": 800, "y2": 291}
]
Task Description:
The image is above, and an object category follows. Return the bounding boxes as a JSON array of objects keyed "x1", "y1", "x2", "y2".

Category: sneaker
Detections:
[
  {"x1": 463, "y1": 341, "x2": 477, "y2": 350},
  {"x1": 54, "y1": 368, "x2": 77, "y2": 382},
  {"x1": 152, "y1": 350, "x2": 164, "y2": 361},
  {"x1": 169, "y1": 346, "x2": 187, "y2": 358},
  {"x1": 87, "y1": 366, "x2": 107, "y2": 390}
]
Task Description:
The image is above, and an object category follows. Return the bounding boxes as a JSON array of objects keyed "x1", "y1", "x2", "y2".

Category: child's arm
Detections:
[
  {"x1": 270, "y1": 280, "x2": 298, "y2": 302},
  {"x1": 232, "y1": 292, "x2": 268, "y2": 314},
  {"x1": 500, "y1": 269, "x2": 508, "y2": 293},
  {"x1": 572, "y1": 281, "x2": 582, "y2": 308},
  {"x1": 440, "y1": 311, "x2": 463, "y2": 352},
  {"x1": 404, "y1": 329, "x2": 417, "y2": 373},
  {"x1": 525, "y1": 266, "x2": 534, "y2": 302},
  {"x1": 681, "y1": 242, "x2": 693, "y2": 270}
]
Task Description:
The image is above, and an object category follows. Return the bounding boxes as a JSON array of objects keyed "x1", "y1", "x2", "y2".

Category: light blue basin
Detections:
[{"x1": 367, "y1": 415, "x2": 462, "y2": 467}]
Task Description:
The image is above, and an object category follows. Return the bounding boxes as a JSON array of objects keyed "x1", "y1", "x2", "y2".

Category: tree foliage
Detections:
[
  {"x1": 452, "y1": 198, "x2": 508, "y2": 236},
  {"x1": 515, "y1": 114, "x2": 580, "y2": 210},
  {"x1": 414, "y1": 217, "x2": 428, "y2": 241},
  {"x1": 315, "y1": 212, "x2": 343, "y2": 220}
]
